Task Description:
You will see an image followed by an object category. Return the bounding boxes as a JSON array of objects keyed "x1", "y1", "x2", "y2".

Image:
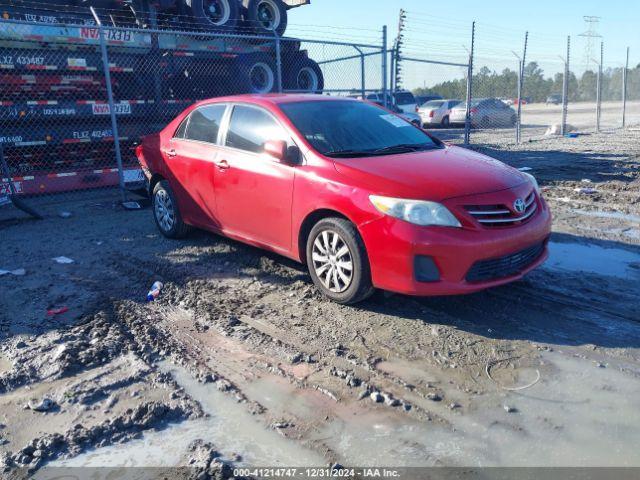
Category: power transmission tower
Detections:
[{"x1": 579, "y1": 16, "x2": 601, "y2": 71}]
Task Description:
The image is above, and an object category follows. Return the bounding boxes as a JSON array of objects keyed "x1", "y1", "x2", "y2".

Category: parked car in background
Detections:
[
  {"x1": 393, "y1": 90, "x2": 418, "y2": 113},
  {"x1": 418, "y1": 99, "x2": 461, "y2": 127},
  {"x1": 137, "y1": 94, "x2": 550, "y2": 304},
  {"x1": 450, "y1": 98, "x2": 517, "y2": 128},
  {"x1": 546, "y1": 94, "x2": 562, "y2": 105},
  {"x1": 365, "y1": 90, "x2": 418, "y2": 114},
  {"x1": 415, "y1": 94, "x2": 443, "y2": 106}
]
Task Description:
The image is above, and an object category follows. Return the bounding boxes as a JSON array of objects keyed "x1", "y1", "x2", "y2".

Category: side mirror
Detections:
[{"x1": 263, "y1": 139, "x2": 287, "y2": 162}]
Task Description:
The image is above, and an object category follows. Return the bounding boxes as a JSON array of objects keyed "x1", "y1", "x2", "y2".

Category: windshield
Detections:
[
  {"x1": 394, "y1": 92, "x2": 416, "y2": 104},
  {"x1": 279, "y1": 100, "x2": 441, "y2": 157}
]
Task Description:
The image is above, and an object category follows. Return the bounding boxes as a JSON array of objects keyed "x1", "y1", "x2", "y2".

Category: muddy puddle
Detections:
[
  {"x1": 318, "y1": 351, "x2": 640, "y2": 467},
  {"x1": 55, "y1": 350, "x2": 640, "y2": 468},
  {"x1": 570, "y1": 209, "x2": 640, "y2": 224},
  {"x1": 546, "y1": 241, "x2": 640, "y2": 279},
  {"x1": 52, "y1": 361, "x2": 327, "y2": 467}
]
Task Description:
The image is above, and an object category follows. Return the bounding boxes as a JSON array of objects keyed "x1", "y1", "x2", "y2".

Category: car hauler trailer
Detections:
[{"x1": 0, "y1": 0, "x2": 322, "y2": 196}]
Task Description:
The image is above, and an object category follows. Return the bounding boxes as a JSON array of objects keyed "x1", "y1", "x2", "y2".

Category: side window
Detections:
[
  {"x1": 225, "y1": 105, "x2": 287, "y2": 154},
  {"x1": 173, "y1": 117, "x2": 189, "y2": 139},
  {"x1": 183, "y1": 104, "x2": 226, "y2": 144}
]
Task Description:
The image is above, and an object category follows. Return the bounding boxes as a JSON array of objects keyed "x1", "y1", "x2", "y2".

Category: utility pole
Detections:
[
  {"x1": 514, "y1": 31, "x2": 528, "y2": 143},
  {"x1": 392, "y1": 9, "x2": 407, "y2": 96},
  {"x1": 463, "y1": 21, "x2": 475, "y2": 145},
  {"x1": 579, "y1": 16, "x2": 601, "y2": 72}
]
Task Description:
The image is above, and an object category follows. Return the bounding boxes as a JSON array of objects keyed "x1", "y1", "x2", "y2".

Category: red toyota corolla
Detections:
[{"x1": 136, "y1": 94, "x2": 551, "y2": 304}]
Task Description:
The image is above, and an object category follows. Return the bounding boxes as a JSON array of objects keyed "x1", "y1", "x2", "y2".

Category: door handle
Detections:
[
  {"x1": 166, "y1": 148, "x2": 177, "y2": 158},
  {"x1": 214, "y1": 159, "x2": 230, "y2": 170}
]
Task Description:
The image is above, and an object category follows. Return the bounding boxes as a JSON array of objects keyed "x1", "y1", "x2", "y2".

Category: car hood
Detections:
[{"x1": 332, "y1": 145, "x2": 528, "y2": 201}]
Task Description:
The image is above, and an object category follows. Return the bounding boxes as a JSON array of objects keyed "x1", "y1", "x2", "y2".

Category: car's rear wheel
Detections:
[
  {"x1": 441, "y1": 115, "x2": 450, "y2": 127},
  {"x1": 306, "y1": 218, "x2": 374, "y2": 304},
  {"x1": 152, "y1": 180, "x2": 191, "y2": 239}
]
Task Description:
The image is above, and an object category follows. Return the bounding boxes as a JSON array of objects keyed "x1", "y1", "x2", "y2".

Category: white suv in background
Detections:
[
  {"x1": 364, "y1": 90, "x2": 417, "y2": 113},
  {"x1": 392, "y1": 90, "x2": 418, "y2": 113}
]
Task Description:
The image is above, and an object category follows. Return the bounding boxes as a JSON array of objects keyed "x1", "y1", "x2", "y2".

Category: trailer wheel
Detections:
[
  {"x1": 234, "y1": 54, "x2": 277, "y2": 94},
  {"x1": 284, "y1": 56, "x2": 324, "y2": 93},
  {"x1": 243, "y1": 0, "x2": 287, "y2": 36},
  {"x1": 188, "y1": 0, "x2": 240, "y2": 31}
]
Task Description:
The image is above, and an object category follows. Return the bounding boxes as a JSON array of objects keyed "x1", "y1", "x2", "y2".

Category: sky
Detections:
[{"x1": 285, "y1": 0, "x2": 638, "y2": 91}]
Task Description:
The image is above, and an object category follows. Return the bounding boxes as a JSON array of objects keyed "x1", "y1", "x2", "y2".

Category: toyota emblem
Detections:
[{"x1": 513, "y1": 198, "x2": 526, "y2": 213}]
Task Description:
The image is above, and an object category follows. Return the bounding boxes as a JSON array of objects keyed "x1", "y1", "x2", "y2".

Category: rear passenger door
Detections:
[
  {"x1": 213, "y1": 104, "x2": 296, "y2": 252},
  {"x1": 166, "y1": 103, "x2": 227, "y2": 229}
]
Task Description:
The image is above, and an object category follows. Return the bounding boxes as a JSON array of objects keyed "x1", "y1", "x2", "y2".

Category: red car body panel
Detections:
[{"x1": 137, "y1": 94, "x2": 552, "y2": 296}]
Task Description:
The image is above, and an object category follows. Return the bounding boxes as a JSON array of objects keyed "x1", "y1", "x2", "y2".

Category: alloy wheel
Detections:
[
  {"x1": 154, "y1": 189, "x2": 175, "y2": 232},
  {"x1": 312, "y1": 230, "x2": 353, "y2": 293}
]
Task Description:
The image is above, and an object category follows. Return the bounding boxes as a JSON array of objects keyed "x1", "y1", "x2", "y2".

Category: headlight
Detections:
[
  {"x1": 522, "y1": 172, "x2": 540, "y2": 193},
  {"x1": 369, "y1": 195, "x2": 461, "y2": 227}
]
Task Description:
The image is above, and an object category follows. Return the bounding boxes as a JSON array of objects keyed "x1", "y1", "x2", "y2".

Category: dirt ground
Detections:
[{"x1": 1, "y1": 128, "x2": 640, "y2": 477}]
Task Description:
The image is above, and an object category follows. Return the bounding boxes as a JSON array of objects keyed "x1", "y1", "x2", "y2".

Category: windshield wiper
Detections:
[
  {"x1": 324, "y1": 149, "x2": 375, "y2": 158},
  {"x1": 372, "y1": 143, "x2": 438, "y2": 154},
  {"x1": 324, "y1": 143, "x2": 439, "y2": 158}
]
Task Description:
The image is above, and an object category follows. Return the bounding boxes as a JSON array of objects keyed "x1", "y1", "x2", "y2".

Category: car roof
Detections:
[{"x1": 191, "y1": 94, "x2": 357, "y2": 109}]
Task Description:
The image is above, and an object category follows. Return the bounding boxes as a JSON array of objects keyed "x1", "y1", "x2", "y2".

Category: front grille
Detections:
[
  {"x1": 464, "y1": 190, "x2": 537, "y2": 227},
  {"x1": 465, "y1": 242, "x2": 545, "y2": 283}
]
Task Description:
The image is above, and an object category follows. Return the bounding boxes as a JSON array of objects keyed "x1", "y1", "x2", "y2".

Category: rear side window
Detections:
[
  {"x1": 225, "y1": 105, "x2": 286, "y2": 154},
  {"x1": 183, "y1": 104, "x2": 226, "y2": 144}
]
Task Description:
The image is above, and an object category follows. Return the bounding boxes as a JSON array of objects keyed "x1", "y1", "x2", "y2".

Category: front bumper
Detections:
[{"x1": 359, "y1": 196, "x2": 552, "y2": 296}]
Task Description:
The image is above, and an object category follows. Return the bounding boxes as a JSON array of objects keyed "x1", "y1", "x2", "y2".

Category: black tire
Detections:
[
  {"x1": 306, "y1": 218, "x2": 374, "y2": 305},
  {"x1": 242, "y1": 0, "x2": 287, "y2": 36},
  {"x1": 440, "y1": 115, "x2": 450, "y2": 127},
  {"x1": 510, "y1": 114, "x2": 517, "y2": 127},
  {"x1": 187, "y1": 0, "x2": 240, "y2": 32},
  {"x1": 233, "y1": 53, "x2": 277, "y2": 94},
  {"x1": 152, "y1": 180, "x2": 191, "y2": 239},
  {"x1": 283, "y1": 54, "x2": 324, "y2": 93}
]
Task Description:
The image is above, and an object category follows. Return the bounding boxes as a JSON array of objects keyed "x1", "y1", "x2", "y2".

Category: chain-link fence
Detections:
[
  {"x1": 0, "y1": 8, "x2": 385, "y2": 213},
  {"x1": 1, "y1": 4, "x2": 638, "y2": 214},
  {"x1": 398, "y1": 12, "x2": 638, "y2": 146}
]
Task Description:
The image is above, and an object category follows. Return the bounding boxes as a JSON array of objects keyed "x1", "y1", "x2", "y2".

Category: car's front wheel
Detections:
[
  {"x1": 152, "y1": 180, "x2": 191, "y2": 239},
  {"x1": 306, "y1": 218, "x2": 374, "y2": 304}
]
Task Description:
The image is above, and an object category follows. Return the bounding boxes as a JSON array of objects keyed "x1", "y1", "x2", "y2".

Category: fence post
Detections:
[
  {"x1": 90, "y1": 7, "x2": 126, "y2": 203},
  {"x1": 595, "y1": 41, "x2": 603, "y2": 133},
  {"x1": 464, "y1": 21, "x2": 475, "y2": 146},
  {"x1": 561, "y1": 36, "x2": 570, "y2": 136},
  {"x1": 382, "y1": 25, "x2": 388, "y2": 107},
  {"x1": 622, "y1": 46, "x2": 629, "y2": 128},
  {"x1": 274, "y1": 31, "x2": 283, "y2": 93},
  {"x1": 354, "y1": 47, "x2": 366, "y2": 99}
]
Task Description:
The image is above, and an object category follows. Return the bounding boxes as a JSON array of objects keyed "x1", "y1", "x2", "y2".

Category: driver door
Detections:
[{"x1": 213, "y1": 104, "x2": 296, "y2": 253}]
